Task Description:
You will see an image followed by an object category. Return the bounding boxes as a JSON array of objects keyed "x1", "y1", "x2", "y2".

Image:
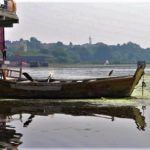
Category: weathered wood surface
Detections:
[{"x1": 0, "y1": 64, "x2": 145, "y2": 99}]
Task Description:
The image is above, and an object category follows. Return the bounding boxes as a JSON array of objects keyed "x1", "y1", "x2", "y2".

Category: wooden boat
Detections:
[{"x1": 0, "y1": 62, "x2": 145, "y2": 99}]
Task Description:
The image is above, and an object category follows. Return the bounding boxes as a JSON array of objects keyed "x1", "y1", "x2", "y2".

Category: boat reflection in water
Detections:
[
  {"x1": 0, "y1": 114, "x2": 22, "y2": 149},
  {"x1": 0, "y1": 100, "x2": 147, "y2": 149}
]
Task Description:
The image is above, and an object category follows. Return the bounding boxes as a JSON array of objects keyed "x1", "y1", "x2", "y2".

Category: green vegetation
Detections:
[{"x1": 5, "y1": 37, "x2": 150, "y2": 64}]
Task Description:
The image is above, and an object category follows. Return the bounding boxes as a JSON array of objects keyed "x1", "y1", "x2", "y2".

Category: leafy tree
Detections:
[{"x1": 5, "y1": 38, "x2": 150, "y2": 64}]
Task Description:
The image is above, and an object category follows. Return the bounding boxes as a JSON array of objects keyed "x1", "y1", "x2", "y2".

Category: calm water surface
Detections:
[{"x1": 1, "y1": 65, "x2": 150, "y2": 150}]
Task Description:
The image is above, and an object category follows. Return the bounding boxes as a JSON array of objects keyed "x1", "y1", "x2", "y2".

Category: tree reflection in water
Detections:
[{"x1": 0, "y1": 100, "x2": 147, "y2": 149}]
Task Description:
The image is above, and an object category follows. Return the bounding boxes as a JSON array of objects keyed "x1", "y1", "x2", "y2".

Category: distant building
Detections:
[
  {"x1": 89, "y1": 36, "x2": 92, "y2": 45},
  {"x1": 69, "y1": 42, "x2": 73, "y2": 48},
  {"x1": 23, "y1": 42, "x2": 28, "y2": 52},
  {"x1": 8, "y1": 56, "x2": 49, "y2": 67},
  {"x1": 20, "y1": 39, "x2": 27, "y2": 52},
  {"x1": 104, "y1": 60, "x2": 110, "y2": 65}
]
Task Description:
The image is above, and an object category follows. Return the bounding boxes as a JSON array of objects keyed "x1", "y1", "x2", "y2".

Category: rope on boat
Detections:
[{"x1": 142, "y1": 73, "x2": 146, "y2": 96}]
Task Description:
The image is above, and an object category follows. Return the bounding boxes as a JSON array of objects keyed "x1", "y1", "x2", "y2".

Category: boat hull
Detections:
[
  {"x1": 0, "y1": 76, "x2": 137, "y2": 99},
  {"x1": 0, "y1": 64, "x2": 145, "y2": 99}
]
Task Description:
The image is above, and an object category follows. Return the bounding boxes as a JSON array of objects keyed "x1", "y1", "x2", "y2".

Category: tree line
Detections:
[{"x1": 5, "y1": 37, "x2": 150, "y2": 64}]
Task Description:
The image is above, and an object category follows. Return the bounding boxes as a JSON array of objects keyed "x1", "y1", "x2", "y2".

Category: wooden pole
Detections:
[
  {"x1": 2, "y1": 69, "x2": 6, "y2": 80},
  {"x1": 19, "y1": 61, "x2": 22, "y2": 79}
]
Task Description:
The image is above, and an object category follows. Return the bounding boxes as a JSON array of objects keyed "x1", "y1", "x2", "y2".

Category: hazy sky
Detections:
[{"x1": 5, "y1": 0, "x2": 150, "y2": 48}]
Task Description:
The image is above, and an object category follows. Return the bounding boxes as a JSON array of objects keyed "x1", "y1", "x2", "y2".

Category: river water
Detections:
[{"x1": 0, "y1": 64, "x2": 150, "y2": 150}]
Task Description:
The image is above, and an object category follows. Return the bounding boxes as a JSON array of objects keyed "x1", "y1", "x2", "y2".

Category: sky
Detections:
[{"x1": 4, "y1": 0, "x2": 150, "y2": 48}]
